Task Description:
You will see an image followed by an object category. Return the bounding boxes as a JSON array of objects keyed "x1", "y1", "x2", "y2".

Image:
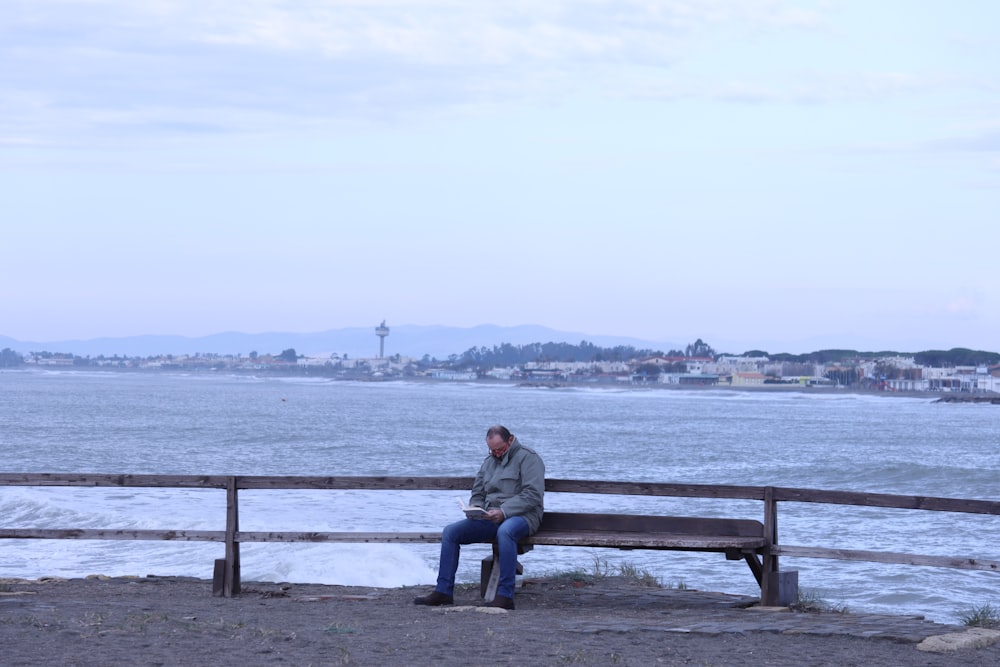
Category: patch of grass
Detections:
[
  {"x1": 588, "y1": 555, "x2": 614, "y2": 578},
  {"x1": 616, "y1": 561, "x2": 661, "y2": 587},
  {"x1": 545, "y1": 556, "x2": 663, "y2": 587},
  {"x1": 546, "y1": 567, "x2": 594, "y2": 586},
  {"x1": 790, "y1": 588, "x2": 849, "y2": 614},
  {"x1": 959, "y1": 603, "x2": 1000, "y2": 629}
]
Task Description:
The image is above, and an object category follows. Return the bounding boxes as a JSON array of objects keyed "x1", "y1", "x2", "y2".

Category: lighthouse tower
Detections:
[{"x1": 375, "y1": 320, "x2": 390, "y2": 359}]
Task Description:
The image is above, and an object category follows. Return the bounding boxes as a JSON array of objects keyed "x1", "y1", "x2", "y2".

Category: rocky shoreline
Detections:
[{"x1": 933, "y1": 395, "x2": 1000, "y2": 404}]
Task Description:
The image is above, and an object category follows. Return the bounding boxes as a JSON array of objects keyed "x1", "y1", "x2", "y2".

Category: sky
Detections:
[{"x1": 3, "y1": 1, "x2": 999, "y2": 355}]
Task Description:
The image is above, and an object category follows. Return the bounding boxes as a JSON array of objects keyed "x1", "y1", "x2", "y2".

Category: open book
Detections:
[{"x1": 456, "y1": 497, "x2": 489, "y2": 518}]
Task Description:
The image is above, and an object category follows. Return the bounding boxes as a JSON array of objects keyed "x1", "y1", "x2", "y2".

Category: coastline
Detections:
[
  {"x1": 3, "y1": 574, "x2": 999, "y2": 666},
  {"x1": 10, "y1": 365, "x2": 991, "y2": 402}
]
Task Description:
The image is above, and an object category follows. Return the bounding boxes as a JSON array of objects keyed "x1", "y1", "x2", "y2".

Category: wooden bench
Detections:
[{"x1": 479, "y1": 511, "x2": 779, "y2": 603}]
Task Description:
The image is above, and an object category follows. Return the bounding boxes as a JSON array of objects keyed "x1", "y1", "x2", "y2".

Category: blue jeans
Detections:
[{"x1": 435, "y1": 515, "x2": 530, "y2": 599}]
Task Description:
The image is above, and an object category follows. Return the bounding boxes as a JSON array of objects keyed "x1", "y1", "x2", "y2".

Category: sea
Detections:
[{"x1": 1, "y1": 369, "x2": 997, "y2": 624}]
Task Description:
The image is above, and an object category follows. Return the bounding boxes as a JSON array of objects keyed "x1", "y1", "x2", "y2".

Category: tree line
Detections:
[
  {"x1": 452, "y1": 339, "x2": 716, "y2": 369},
  {"x1": 762, "y1": 348, "x2": 1000, "y2": 366}
]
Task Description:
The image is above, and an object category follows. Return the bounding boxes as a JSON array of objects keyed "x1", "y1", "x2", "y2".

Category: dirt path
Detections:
[{"x1": 2, "y1": 575, "x2": 998, "y2": 666}]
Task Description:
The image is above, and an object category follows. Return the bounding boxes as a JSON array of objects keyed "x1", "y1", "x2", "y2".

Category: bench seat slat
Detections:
[
  {"x1": 536, "y1": 512, "x2": 765, "y2": 537},
  {"x1": 524, "y1": 530, "x2": 765, "y2": 551}
]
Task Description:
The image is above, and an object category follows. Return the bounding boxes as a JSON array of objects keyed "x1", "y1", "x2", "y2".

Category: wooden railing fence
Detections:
[{"x1": 1, "y1": 473, "x2": 998, "y2": 600}]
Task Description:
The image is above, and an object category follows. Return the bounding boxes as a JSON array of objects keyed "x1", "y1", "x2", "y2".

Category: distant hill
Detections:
[{"x1": 0, "y1": 325, "x2": 680, "y2": 360}]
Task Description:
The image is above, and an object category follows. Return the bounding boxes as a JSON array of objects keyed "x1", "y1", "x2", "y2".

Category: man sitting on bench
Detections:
[{"x1": 414, "y1": 425, "x2": 545, "y2": 610}]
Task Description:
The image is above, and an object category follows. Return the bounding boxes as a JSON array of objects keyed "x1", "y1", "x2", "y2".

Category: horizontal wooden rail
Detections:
[
  {"x1": 0, "y1": 473, "x2": 473, "y2": 491},
  {"x1": 544, "y1": 479, "x2": 766, "y2": 500},
  {"x1": 772, "y1": 486, "x2": 1000, "y2": 515},
  {"x1": 0, "y1": 473, "x2": 232, "y2": 488},
  {"x1": 0, "y1": 529, "x2": 226, "y2": 541},
  {"x1": 0, "y1": 474, "x2": 766, "y2": 499},
  {"x1": 233, "y1": 531, "x2": 443, "y2": 544},
  {"x1": 770, "y1": 545, "x2": 1000, "y2": 572},
  {"x1": 234, "y1": 476, "x2": 476, "y2": 491}
]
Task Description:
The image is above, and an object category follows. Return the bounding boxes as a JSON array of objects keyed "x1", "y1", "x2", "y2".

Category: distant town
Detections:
[{"x1": 4, "y1": 328, "x2": 999, "y2": 395}]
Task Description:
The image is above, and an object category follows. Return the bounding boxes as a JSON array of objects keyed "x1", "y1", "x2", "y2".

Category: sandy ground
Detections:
[{"x1": 2, "y1": 574, "x2": 999, "y2": 666}]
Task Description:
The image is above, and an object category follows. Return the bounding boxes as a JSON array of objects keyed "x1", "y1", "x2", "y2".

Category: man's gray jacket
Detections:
[{"x1": 469, "y1": 437, "x2": 545, "y2": 534}]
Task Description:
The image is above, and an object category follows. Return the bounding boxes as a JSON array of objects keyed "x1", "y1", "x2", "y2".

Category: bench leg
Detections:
[
  {"x1": 741, "y1": 552, "x2": 763, "y2": 587},
  {"x1": 480, "y1": 545, "x2": 524, "y2": 601},
  {"x1": 762, "y1": 570, "x2": 798, "y2": 607},
  {"x1": 482, "y1": 554, "x2": 502, "y2": 602},
  {"x1": 212, "y1": 551, "x2": 241, "y2": 598},
  {"x1": 212, "y1": 558, "x2": 226, "y2": 597}
]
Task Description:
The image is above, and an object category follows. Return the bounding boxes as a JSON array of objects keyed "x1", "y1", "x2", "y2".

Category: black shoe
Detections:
[
  {"x1": 413, "y1": 591, "x2": 453, "y2": 606},
  {"x1": 484, "y1": 595, "x2": 514, "y2": 610}
]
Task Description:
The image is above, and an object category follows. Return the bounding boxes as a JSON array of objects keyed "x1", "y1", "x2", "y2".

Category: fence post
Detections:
[
  {"x1": 224, "y1": 476, "x2": 241, "y2": 597},
  {"x1": 763, "y1": 486, "x2": 778, "y2": 569},
  {"x1": 761, "y1": 486, "x2": 777, "y2": 603},
  {"x1": 761, "y1": 485, "x2": 798, "y2": 606}
]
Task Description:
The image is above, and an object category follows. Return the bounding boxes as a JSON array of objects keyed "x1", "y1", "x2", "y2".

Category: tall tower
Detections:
[{"x1": 375, "y1": 320, "x2": 390, "y2": 359}]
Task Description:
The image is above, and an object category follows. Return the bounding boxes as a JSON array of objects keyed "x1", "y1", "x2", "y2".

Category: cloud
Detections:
[
  {"x1": 1, "y1": 0, "x2": 849, "y2": 145},
  {"x1": 908, "y1": 291, "x2": 989, "y2": 323},
  {"x1": 927, "y1": 130, "x2": 1000, "y2": 153},
  {"x1": 3, "y1": 0, "x2": 994, "y2": 169},
  {"x1": 945, "y1": 296, "x2": 979, "y2": 317}
]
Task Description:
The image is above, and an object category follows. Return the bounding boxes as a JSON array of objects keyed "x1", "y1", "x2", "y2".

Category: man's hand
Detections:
[{"x1": 485, "y1": 508, "x2": 505, "y2": 524}]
